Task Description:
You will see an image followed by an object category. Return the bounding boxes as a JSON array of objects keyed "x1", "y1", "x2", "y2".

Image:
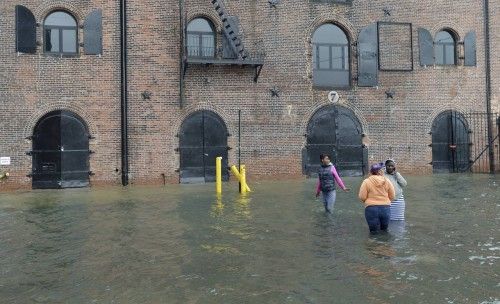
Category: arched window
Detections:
[
  {"x1": 44, "y1": 11, "x2": 78, "y2": 55},
  {"x1": 187, "y1": 18, "x2": 215, "y2": 58},
  {"x1": 312, "y1": 23, "x2": 350, "y2": 88},
  {"x1": 434, "y1": 30, "x2": 456, "y2": 65}
]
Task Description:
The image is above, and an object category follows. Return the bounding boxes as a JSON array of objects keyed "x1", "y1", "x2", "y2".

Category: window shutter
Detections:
[
  {"x1": 15, "y1": 5, "x2": 36, "y2": 53},
  {"x1": 357, "y1": 23, "x2": 378, "y2": 87},
  {"x1": 84, "y1": 9, "x2": 103, "y2": 55},
  {"x1": 222, "y1": 16, "x2": 239, "y2": 59},
  {"x1": 464, "y1": 31, "x2": 476, "y2": 67},
  {"x1": 418, "y1": 28, "x2": 434, "y2": 66}
]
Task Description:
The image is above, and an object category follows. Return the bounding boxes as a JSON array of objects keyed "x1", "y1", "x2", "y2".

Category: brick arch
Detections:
[
  {"x1": 186, "y1": 11, "x2": 223, "y2": 33},
  {"x1": 306, "y1": 14, "x2": 356, "y2": 41},
  {"x1": 429, "y1": 22, "x2": 464, "y2": 41},
  {"x1": 24, "y1": 103, "x2": 98, "y2": 140},
  {"x1": 172, "y1": 104, "x2": 234, "y2": 138},
  {"x1": 427, "y1": 104, "x2": 470, "y2": 132},
  {"x1": 35, "y1": 3, "x2": 85, "y2": 24},
  {"x1": 299, "y1": 100, "x2": 369, "y2": 147}
]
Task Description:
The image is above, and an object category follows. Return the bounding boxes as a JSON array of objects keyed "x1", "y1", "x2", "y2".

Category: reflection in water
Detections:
[
  {"x1": 210, "y1": 194, "x2": 224, "y2": 218},
  {"x1": 365, "y1": 235, "x2": 397, "y2": 259},
  {"x1": 0, "y1": 175, "x2": 498, "y2": 303},
  {"x1": 234, "y1": 193, "x2": 252, "y2": 220}
]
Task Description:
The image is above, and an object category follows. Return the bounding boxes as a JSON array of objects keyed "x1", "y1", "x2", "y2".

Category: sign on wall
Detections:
[{"x1": 0, "y1": 157, "x2": 11, "y2": 165}]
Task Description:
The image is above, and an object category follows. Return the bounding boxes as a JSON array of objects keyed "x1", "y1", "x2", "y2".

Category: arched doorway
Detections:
[
  {"x1": 32, "y1": 110, "x2": 90, "y2": 189},
  {"x1": 179, "y1": 110, "x2": 229, "y2": 183},
  {"x1": 431, "y1": 110, "x2": 470, "y2": 173},
  {"x1": 304, "y1": 105, "x2": 366, "y2": 177}
]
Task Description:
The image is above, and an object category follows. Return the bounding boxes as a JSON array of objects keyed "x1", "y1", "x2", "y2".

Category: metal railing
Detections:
[{"x1": 186, "y1": 45, "x2": 265, "y2": 62}]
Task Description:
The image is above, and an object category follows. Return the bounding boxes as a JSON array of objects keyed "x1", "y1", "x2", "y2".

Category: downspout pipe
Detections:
[
  {"x1": 120, "y1": 0, "x2": 129, "y2": 185},
  {"x1": 179, "y1": 0, "x2": 185, "y2": 108},
  {"x1": 483, "y1": 0, "x2": 495, "y2": 173}
]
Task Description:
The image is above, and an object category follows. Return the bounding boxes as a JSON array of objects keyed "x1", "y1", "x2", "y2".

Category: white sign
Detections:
[
  {"x1": 0, "y1": 157, "x2": 11, "y2": 166},
  {"x1": 328, "y1": 91, "x2": 339, "y2": 103}
]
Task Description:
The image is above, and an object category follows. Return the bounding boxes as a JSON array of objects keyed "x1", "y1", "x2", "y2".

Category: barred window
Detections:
[
  {"x1": 187, "y1": 18, "x2": 215, "y2": 58},
  {"x1": 44, "y1": 11, "x2": 78, "y2": 55},
  {"x1": 434, "y1": 30, "x2": 456, "y2": 65},
  {"x1": 312, "y1": 24, "x2": 350, "y2": 88}
]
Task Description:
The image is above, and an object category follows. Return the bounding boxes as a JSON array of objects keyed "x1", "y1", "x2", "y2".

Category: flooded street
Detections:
[{"x1": 0, "y1": 174, "x2": 499, "y2": 303}]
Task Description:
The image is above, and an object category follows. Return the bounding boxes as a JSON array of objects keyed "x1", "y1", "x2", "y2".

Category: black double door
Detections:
[
  {"x1": 179, "y1": 111, "x2": 229, "y2": 183},
  {"x1": 32, "y1": 111, "x2": 90, "y2": 189},
  {"x1": 305, "y1": 105, "x2": 366, "y2": 177},
  {"x1": 432, "y1": 110, "x2": 470, "y2": 173}
]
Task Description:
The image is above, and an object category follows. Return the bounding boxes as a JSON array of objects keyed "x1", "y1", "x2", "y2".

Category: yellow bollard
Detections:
[
  {"x1": 216, "y1": 157, "x2": 222, "y2": 195},
  {"x1": 240, "y1": 165, "x2": 247, "y2": 194},
  {"x1": 230, "y1": 165, "x2": 251, "y2": 192}
]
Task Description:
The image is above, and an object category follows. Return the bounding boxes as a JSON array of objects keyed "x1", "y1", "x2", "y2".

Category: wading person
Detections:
[
  {"x1": 384, "y1": 159, "x2": 407, "y2": 221},
  {"x1": 358, "y1": 163, "x2": 395, "y2": 234},
  {"x1": 315, "y1": 154, "x2": 350, "y2": 213}
]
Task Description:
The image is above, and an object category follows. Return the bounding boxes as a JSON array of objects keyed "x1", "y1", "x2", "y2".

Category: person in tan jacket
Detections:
[{"x1": 359, "y1": 163, "x2": 396, "y2": 234}]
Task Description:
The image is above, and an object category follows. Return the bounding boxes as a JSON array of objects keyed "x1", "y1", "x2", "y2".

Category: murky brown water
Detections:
[{"x1": 0, "y1": 174, "x2": 499, "y2": 303}]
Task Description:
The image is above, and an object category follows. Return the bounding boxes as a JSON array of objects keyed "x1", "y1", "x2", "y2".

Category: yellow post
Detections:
[
  {"x1": 230, "y1": 165, "x2": 251, "y2": 192},
  {"x1": 230, "y1": 165, "x2": 241, "y2": 179},
  {"x1": 216, "y1": 157, "x2": 222, "y2": 195},
  {"x1": 240, "y1": 165, "x2": 247, "y2": 194}
]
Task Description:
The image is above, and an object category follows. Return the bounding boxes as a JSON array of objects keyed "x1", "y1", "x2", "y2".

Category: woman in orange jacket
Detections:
[{"x1": 358, "y1": 163, "x2": 396, "y2": 234}]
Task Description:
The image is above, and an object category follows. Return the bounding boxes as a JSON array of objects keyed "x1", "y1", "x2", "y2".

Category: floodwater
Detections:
[{"x1": 0, "y1": 175, "x2": 498, "y2": 304}]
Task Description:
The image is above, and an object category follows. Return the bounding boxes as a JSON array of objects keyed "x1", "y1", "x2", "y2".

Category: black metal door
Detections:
[
  {"x1": 179, "y1": 111, "x2": 229, "y2": 183},
  {"x1": 432, "y1": 110, "x2": 470, "y2": 173},
  {"x1": 305, "y1": 105, "x2": 365, "y2": 177},
  {"x1": 32, "y1": 111, "x2": 90, "y2": 189}
]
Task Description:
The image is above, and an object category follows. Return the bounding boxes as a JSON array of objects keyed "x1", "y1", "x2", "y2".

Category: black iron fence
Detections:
[{"x1": 465, "y1": 112, "x2": 499, "y2": 173}]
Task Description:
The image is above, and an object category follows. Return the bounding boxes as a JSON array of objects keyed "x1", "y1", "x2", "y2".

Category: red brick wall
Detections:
[
  {"x1": 0, "y1": 1, "x2": 122, "y2": 189},
  {"x1": 1, "y1": 0, "x2": 498, "y2": 190}
]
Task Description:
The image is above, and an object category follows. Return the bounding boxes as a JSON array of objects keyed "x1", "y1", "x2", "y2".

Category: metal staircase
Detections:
[{"x1": 211, "y1": 0, "x2": 247, "y2": 59}]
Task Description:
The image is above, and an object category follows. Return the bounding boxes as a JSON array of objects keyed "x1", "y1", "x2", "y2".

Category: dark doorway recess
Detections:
[
  {"x1": 32, "y1": 110, "x2": 90, "y2": 189},
  {"x1": 304, "y1": 105, "x2": 366, "y2": 177},
  {"x1": 179, "y1": 110, "x2": 229, "y2": 183},
  {"x1": 431, "y1": 110, "x2": 470, "y2": 173}
]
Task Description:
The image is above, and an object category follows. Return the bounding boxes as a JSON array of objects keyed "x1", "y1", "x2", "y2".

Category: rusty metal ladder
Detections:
[{"x1": 211, "y1": 0, "x2": 247, "y2": 59}]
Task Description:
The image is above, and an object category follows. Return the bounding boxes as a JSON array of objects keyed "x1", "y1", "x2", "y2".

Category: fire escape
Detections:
[{"x1": 181, "y1": 0, "x2": 265, "y2": 84}]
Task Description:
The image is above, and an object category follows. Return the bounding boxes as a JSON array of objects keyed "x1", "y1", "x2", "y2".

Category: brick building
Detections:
[{"x1": 0, "y1": 0, "x2": 498, "y2": 190}]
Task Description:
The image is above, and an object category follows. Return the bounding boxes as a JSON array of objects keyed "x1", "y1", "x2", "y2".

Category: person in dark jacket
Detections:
[{"x1": 315, "y1": 154, "x2": 350, "y2": 213}]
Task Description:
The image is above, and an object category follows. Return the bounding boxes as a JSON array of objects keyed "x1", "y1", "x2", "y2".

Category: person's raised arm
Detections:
[
  {"x1": 331, "y1": 166, "x2": 349, "y2": 191},
  {"x1": 395, "y1": 172, "x2": 407, "y2": 187}
]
